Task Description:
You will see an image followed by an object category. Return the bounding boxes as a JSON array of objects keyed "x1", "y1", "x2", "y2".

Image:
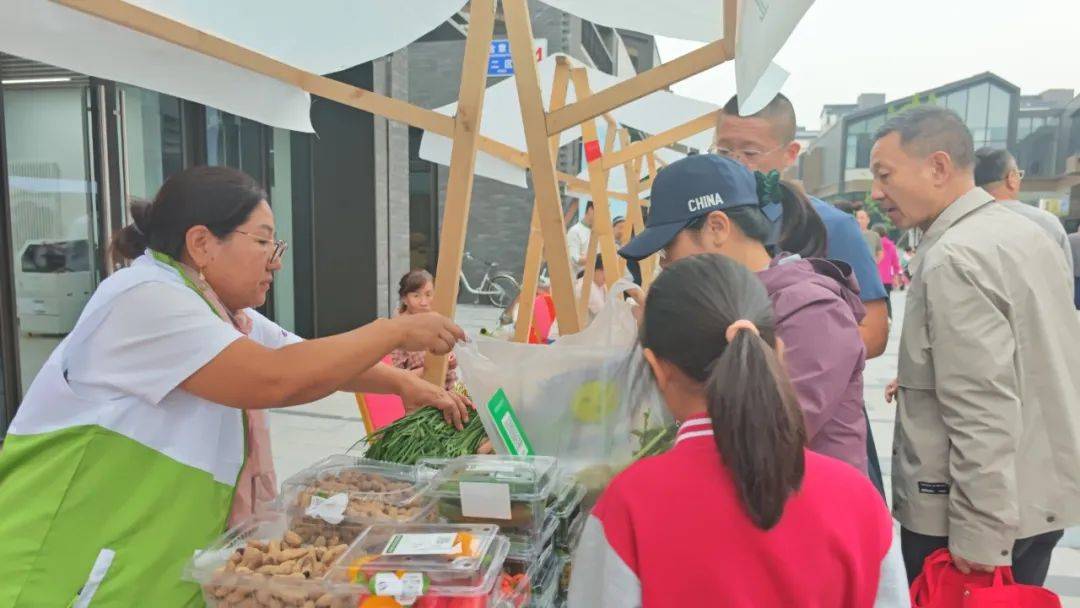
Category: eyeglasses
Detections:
[
  {"x1": 708, "y1": 142, "x2": 787, "y2": 161},
  {"x1": 1014, "y1": 169, "x2": 1026, "y2": 180},
  {"x1": 234, "y1": 230, "x2": 288, "y2": 263}
]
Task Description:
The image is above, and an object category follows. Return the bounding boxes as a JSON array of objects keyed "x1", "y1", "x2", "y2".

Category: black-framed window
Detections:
[{"x1": 408, "y1": 127, "x2": 439, "y2": 273}]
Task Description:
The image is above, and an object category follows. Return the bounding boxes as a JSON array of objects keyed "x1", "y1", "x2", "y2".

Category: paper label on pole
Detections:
[
  {"x1": 459, "y1": 481, "x2": 513, "y2": 520},
  {"x1": 584, "y1": 140, "x2": 603, "y2": 163},
  {"x1": 305, "y1": 492, "x2": 349, "y2": 524},
  {"x1": 487, "y1": 389, "x2": 534, "y2": 456},
  {"x1": 383, "y1": 533, "x2": 459, "y2": 556}
]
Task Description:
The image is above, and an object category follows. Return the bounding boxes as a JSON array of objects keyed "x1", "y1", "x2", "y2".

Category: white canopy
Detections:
[
  {"x1": 0, "y1": 0, "x2": 467, "y2": 132},
  {"x1": 541, "y1": 0, "x2": 815, "y2": 115},
  {"x1": 419, "y1": 54, "x2": 717, "y2": 189}
]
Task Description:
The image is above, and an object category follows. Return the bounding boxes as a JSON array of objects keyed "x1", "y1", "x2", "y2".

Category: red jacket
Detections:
[{"x1": 569, "y1": 415, "x2": 898, "y2": 607}]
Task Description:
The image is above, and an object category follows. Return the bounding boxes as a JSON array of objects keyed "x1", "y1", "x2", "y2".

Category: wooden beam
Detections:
[
  {"x1": 577, "y1": 231, "x2": 599, "y2": 326},
  {"x1": 504, "y1": 0, "x2": 581, "y2": 335},
  {"x1": 514, "y1": 60, "x2": 571, "y2": 343},
  {"x1": 423, "y1": 0, "x2": 497, "y2": 386},
  {"x1": 570, "y1": 67, "x2": 621, "y2": 290},
  {"x1": 723, "y1": 0, "x2": 739, "y2": 55},
  {"x1": 601, "y1": 110, "x2": 719, "y2": 171},
  {"x1": 545, "y1": 38, "x2": 732, "y2": 135}
]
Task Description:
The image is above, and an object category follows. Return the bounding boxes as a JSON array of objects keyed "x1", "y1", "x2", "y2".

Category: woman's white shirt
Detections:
[{"x1": 64, "y1": 282, "x2": 300, "y2": 404}]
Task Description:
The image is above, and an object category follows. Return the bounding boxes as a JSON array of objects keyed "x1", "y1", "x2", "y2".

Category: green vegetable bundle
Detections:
[
  {"x1": 632, "y1": 411, "x2": 677, "y2": 460},
  {"x1": 363, "y1": 407, "x2": 488, "y2": 465}
]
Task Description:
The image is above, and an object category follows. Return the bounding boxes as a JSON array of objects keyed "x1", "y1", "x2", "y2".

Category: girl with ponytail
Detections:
[{"x1": 569, "y1": 254, "x2": 907, "y2": 608}]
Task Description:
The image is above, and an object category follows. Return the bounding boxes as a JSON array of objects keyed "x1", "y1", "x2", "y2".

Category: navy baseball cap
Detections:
[{"x1": 618, "y1": 154, "x2": 762, "y2": 261}]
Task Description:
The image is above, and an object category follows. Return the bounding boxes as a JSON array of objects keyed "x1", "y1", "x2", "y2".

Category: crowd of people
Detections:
[
  {"x1": 565, "y1": 99, "x2": 1080, "y2": 606},
  {"x1": 1, "y1": 84, "x2": 1078, "y2": 606}
]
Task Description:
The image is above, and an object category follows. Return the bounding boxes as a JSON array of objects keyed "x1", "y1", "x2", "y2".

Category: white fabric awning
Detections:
[
  {"x1": 0, "y1": 0, "x2": 467, "y2": 132},
  {"x1": 419, "y1": 54, "x2": 718, "y2": 188},
  {"x1": 540, "y1": 0, "x2": 814, "y2": 116}
]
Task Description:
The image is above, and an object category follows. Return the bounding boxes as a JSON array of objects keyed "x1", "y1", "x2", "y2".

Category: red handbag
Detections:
[{"x1": 910, "y1": 548, "x2": 1062, "y2": 608}]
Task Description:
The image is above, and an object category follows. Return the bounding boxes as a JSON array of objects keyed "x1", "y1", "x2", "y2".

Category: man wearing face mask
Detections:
[{"x1": 872, "y1": 106, "x2": 1080, "y2": 585}]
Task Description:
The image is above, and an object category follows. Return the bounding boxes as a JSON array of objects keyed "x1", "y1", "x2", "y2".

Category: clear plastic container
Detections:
[
  {"x1": 507, "y1": 511, "x2": 558, "y2": 561},
  {"x1": 504, "y1": 537, "x2": 554, "y2": 578},
  {"x1": 186, "y1": 511, "x2": 349, "y2": 608},
  {"x1": 550, "y1": 478, "x2": 586, "y2": 551},
  {"x1": 329, "y1": 523, "x2": 500, "y2": 584},
  {"x1": 529, "y1": 551, "x2": 563, "y2": 608},
  {"x1": 281, "y1": 455, "x2": 432, "y2": 508},
  {"x1": 289, "y1": 499, "x2": 439, "y2": 547},
  {"x1": 429, "y1": 456, "x2": 560, "y2": 538},
  {"x1": 328, "y1": 535, "x2": 511, "y2": 606}
]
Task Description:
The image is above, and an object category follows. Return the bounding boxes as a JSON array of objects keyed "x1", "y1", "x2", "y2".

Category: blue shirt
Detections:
[{"x1": 810, "y1": 198, "x2": 888, "y2": 302}]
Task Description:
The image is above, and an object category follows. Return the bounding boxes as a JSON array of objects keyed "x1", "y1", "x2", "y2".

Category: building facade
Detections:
[{"x1": 799, "y1": 73, "x2": 1080, "y2": 225}]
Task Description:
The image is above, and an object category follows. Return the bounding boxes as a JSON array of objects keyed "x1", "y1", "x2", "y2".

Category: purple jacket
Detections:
[{"x1": 757, "y1": 254, "x2": 869, "y2": 473}]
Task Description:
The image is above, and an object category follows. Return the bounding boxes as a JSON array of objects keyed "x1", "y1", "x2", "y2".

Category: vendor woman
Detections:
[{"x1": 0, "y1": 166, "x2": 471, "y2": 607}]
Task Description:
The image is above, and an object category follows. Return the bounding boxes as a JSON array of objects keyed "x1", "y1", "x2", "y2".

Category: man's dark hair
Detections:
[
  {"x1": 721, "y1": 93, "x2": 797, "y2": 143},
  {"x1": 973, "y1": 147, "x2": 1017, "y2": 187},
  {"x1": 585, "y1": 201, "x2": 594, "y2": 212},
  {"x1": 873, "y1": 106, "x2": 974, "y2": 168}
]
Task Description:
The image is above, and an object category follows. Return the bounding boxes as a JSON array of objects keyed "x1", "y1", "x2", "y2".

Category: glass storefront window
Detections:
[
  {"x1": 986, "y1": 85, "x2": 1010, "y2": 146},
  {"x1": 945, "y1": 89, "x2": 968, "y2": 119},
  {"x1": 120, "y1": 86, "x2": 183, "y2": 202},
  {"x1": 3, "y1": 82, "x2": 98, "y2": 391},
  {"x1": 966, "y1": 83, "x2": 990, "y2": 131}
]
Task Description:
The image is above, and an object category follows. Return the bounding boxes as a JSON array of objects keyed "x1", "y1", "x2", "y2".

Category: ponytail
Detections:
[
  {"x1": 641, "y1": 253, "x2": 807, "y2": 530},
  {"x1": 704, "y1": 327, "x2": 806, "y2": 529}
]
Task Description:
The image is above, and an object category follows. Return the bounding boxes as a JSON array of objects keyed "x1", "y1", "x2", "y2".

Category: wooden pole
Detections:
[
  {"x1": 422, "y1": 0, "x2": 497, "y2": 386},
  {"x1": 570, "y1": 67, "x2": 621, "y2": 290},
  {"x1": 504, "y1": 0, "x2": 581, "y2": 335},
  {"x1": 513, "y1": 60, "x2": 571, "y2": 343},
  {"x1": 577, "y1": 230, "x2": 599, "y2": 326},
  {"x1": 545, "y1": 38, "x2": 732, "y2": 136},
  {"x1": 600, "y1": 110, "x2": 719, "y2": 171}
]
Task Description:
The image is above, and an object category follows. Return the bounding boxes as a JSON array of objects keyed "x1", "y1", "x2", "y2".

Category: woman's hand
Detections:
[
  {"x1": 398, "y1": 374, "x2": 472, "y2": 430},
  {"x1": 392, "y1": 313, "x2": 466, "y2": 355}
]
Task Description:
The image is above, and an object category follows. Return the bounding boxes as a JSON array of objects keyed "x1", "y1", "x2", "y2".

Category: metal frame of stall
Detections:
[{"x1": 54, "y1": 0, "x2": 736, "y2": 386}]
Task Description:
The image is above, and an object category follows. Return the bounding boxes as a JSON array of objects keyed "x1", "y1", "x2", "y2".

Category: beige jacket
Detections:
[{"x1": 894, "y1": 187, "x2": 1080, "y2": 565}]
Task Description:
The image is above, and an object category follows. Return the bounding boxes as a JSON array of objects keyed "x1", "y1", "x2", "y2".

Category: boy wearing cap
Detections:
[{"x1": 620, "y1": 154, "x2": 871, "y2": 475}]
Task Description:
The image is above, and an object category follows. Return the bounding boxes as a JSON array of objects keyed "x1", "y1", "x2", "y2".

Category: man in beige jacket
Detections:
[{"x1": 871, "y1": 106, "x2": 1080, "y2": 585}]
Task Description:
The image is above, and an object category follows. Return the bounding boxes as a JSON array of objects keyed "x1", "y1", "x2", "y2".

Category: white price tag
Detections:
[
  {"x1": 305, "y1": 492, "x2": 348, "y2": 524},
  {"x1": 382, "y1": 533, "x2": 458, "y2": 556},
  {"x1": 459, "y1": 481, "x2": 512, "y2": 520},
  {"x1": 372, "y1": 572, "x2": 425, "y2": 605}
]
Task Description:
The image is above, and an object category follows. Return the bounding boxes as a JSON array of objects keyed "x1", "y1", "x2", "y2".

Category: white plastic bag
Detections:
[{"x1": 458, "y1": 281, "x2": 669, "y2": 480}]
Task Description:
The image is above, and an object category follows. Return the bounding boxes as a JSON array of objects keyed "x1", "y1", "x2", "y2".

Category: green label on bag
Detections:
[{"x1": 487, "y1": 388, "x2": 534, "y2": 456}]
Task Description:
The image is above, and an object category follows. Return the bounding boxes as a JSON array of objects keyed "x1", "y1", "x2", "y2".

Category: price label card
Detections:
[
  {"x1": 382, "y1": 533, "x2": 459, "y2": 556},
  {"x1": 459, "y1": 481, "x2": 512, "y2": 520}
]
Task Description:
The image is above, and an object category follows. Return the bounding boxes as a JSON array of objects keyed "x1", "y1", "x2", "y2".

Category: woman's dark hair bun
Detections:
[{"x1": 109, "y1": 166, "x2": 266, "y2": 267}]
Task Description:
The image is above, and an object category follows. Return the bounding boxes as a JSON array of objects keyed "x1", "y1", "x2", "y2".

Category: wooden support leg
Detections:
[
  {"x1": 570, "y1": 67, "x2": 621, "y2": 290},
  {"x1": 513, "y1": 59, "x2": 571, "y2": 343},
  {"x1": 504, "y1": 0, "x2": 581, "y2": 335},
  {"x1": 577, "y1": 231, "x2": 599, "y2": 326},
  {"x1": 423, "y1": 0, "x2": 497, "y2": 386}
]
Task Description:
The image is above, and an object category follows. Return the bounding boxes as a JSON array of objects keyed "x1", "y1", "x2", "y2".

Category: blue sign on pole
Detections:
[{"x1": 488, "y1": 39, "x2": 514, "y2": 77}]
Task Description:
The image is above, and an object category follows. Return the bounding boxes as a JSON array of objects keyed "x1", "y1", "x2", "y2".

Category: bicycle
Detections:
[{"x1": 459, "y1": 252, "x2": 520, "y2": 308}]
